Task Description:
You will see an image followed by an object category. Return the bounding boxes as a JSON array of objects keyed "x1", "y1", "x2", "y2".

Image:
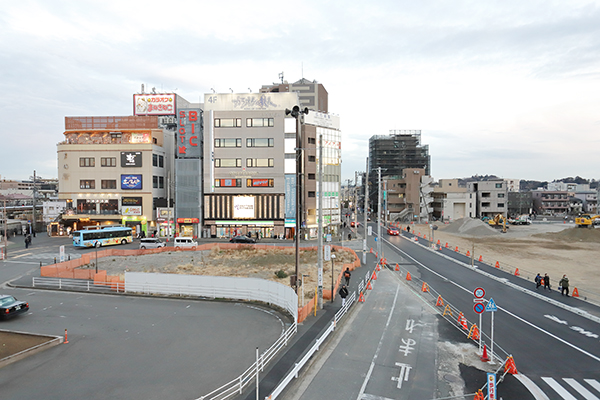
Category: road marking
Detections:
[
  {"x1": 12, "y1": 253, "x2": 32, "y2": 259},
  {"x1": 356, "y1": 282, "x2": 400, "y2": 400},
  {"x1": 545, "y1": 314, "x2": 568, "y2": 325},
  {"x1": 585, "y1": 380, "x2": 600, "y2": 393},
  {"x1": 513, "y1": 374, "x2": 550, "y2": 400},
  {"x1": 398, "y1": 338, "x2": 416, "y2": 356},
  {"x1": 542, "y1": 377, "x2": 578, "y2": 399},
  {"x1": 563, "y1": 378, "x2": 600, "y2": 400},
  {"x1": 391, "y1": 362, "x2": 411, "y2": 389},
  {"x1": 361, "y1": 394, "x2": 395, "y2": 400}
]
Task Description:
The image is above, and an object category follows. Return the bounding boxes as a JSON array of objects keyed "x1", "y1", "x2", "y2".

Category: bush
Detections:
[{"x1": 275, "y1": 269, "x2": 288, "y2": 279}]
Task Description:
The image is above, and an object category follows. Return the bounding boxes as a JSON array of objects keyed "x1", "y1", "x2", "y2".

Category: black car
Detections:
[
  {"x1": 0, "y1": 295, "x2": 29, "y2": 320},
  {"x1": 229, "y1": 235, "x2": 256, "y2": 244}
]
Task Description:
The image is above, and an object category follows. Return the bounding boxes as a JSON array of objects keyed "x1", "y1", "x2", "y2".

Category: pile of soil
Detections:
[
  {"x1": 439, "y1": 218, "x2": 499, "y2": 237},
  {"x1": 535, "y1": 227, "x2": 600, "y2": 243}
]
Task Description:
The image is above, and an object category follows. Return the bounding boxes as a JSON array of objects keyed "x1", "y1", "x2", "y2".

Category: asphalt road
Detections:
[{"x1": 0, "y1": 236, "x2": 289, "y2": 400}]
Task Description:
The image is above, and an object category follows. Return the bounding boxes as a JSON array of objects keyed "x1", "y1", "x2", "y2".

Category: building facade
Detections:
[
  {"x1": 531, "y1": 190, "x2": 569, "y2": 215},
  {"x1": 467, "y1": 179, "x2": 508, "y2": 218},
  {"x1": 383, "y1": 168, "x2": 434, "y2": 223},
  {"x1": 432, "y1": 179, "x2": 475, "y2": 221},
  {"x1": 507, "y1": 191, "x2": 533, "y2": 217}
]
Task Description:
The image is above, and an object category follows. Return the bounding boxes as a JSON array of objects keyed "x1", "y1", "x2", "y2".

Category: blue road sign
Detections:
[
  {"x1": 485, "y1": 298, "x2": 498, "y2": 312},
  {"x1": 474, "y1": 302, "x2": 485, "y2": 314}
]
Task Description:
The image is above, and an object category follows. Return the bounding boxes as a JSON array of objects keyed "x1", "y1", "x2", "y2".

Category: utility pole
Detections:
[
  {"x1": 354, "y1": 172, "x2": 358, "y2": 232},
  {"x1": 31, "y1": 170, "x2": 37, "y2": 235},
  {"x1": 377, "y1": 167, "x2": 382, "y2": 261},
  {"x1": 167, "y1": 172, "x2": 172, "y2": 241},
  {"x1": 363, "y1": 159, "x2": 368, "y2": 265},
  {"x1": 317, "y1": 134, "x2": 324, "y2": 309},
  {"x1": 3, "y1": 196, "x2": 7, "y2": 260}
]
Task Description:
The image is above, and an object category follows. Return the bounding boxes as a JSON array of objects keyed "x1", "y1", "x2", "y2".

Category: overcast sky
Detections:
[{"x1": 1, "y1": 0, "x2": 599, "y2": 184}]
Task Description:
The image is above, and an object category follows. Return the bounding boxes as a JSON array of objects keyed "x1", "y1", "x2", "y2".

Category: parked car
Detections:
[
  {"x1": 0, "y1": 295, "x2": 29, "y2": 320},
  {"x1": 387, "y1": 227, "x2": 400, "y2": 236},
  {"x1": 139, "y1": 238, "x2": 166, "y2": 249},
  {"x1": 230, "y1": 235, "x2": 256, "y2": 244},
  {"x1": 173, "y1": 237, "x2": 198, "y2": 250}
]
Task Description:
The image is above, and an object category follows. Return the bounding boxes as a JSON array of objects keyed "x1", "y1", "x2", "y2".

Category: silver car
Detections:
[{"x1": 139, "y1": 238, "x2": 166, "y2": 249}]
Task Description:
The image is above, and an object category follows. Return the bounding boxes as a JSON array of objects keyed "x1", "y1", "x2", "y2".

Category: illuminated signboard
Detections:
[
  {"x1": 134, "y1": 94, "x2": 176, "y2": 116},
  {"x1": 122, "y1": 206, "x2": 142, "y2": 216},
  {"x1": 248, "y1": 179, "x2": 273, "y2": 187},
  {"x1": 177, "y1": 109, "x2": 201, "y2": 158},
  {"x1": 121, "y1": 152, "x2": 142, "y2": 167},
  {"x1": 121, "y1": 175, "x2": 143, "y2": 190},
  {"x1": 122, "y1": 197, "x2": 142, "y2": 206},
  {"x1": 177, "y1": 218, "x2": 199, "y2": 223},
  {"x1": 233, "y1": 196, "x2": 255, "y2": 219}
]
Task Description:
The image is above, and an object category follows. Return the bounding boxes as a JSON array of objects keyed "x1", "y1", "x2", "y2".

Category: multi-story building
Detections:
[
  {"x1": 505, "y1": 178, "x2": 521, "y2": 192},
  {"x1": 383, "y1": 168, "x2": 433, "y2": 223},
  {"x1": 507, "y1": 191, "x2": 533, "y2": 217},
  {"x1": 467, "y1": 179, "x2": 508, "y2": 218},
  {"x1": 56, "y1": 115, "x2": 174, "y2": 236},
  {"x1": 260, "y1": 77, "x2": 328, "y2": 112},
  {"x1": 368, "y1": 130, "x2": 430, "y2": 210},
  {"x1": 531, "y1": 190, "x2": 569, "y2": 215},
  {"x1": 572, "y1": 191, "x2": 597, "y2": 214},
  {"x1": 432, "y1": 179, "x2": 475, "y2": 222}
]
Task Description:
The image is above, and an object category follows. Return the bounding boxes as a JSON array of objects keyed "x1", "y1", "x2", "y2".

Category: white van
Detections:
[{"x1": 174, "y1": 237, "x2": 197, "y2": 250}]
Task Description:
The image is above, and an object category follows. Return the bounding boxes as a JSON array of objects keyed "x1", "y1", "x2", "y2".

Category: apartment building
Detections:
[
  {"x1": 432, "y1": 179, "x2": 475, "y2": 221},
  {"x1": 531, "y1": 190, "x2": 569, "y2": 215},
  {"x1": 467, "y1": 179, "x2": 508, "y2": 218},
  {"x1": 383, "y1": 168, "x2": 433, "y2": 223}
]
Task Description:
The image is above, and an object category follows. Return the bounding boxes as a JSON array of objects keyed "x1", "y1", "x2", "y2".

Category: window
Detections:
[
  {"x1": 101, "y1": 180, "x2": 117, "y2": 189},
  {"x1": 482, "y1": 202, "x2": 490, "y2": 207},
  {"x1": 153, "y1": 176, "x2": 158, "y2": 189},
  {"x1": 246, "y1": 138, "x2": 274, "y2": 147},
  {"x1": 308, "y1": 137, "x2": 316, "y2": 144},
  {"x1": 308, "y1": 191, "x2": 316, "y2": 198},
  {"x1": 101, "y1": 157, "x2": 116, "y2": 167},
  {"x1": 498, "y1": 193, "x2": 505, "y2": 198},
  {"x1": 80, "y1": 180, "x2": 95, "y2": 189},
  {"x1": 495, "y1": 183, "x2": 502, "y2": 188},
  {"x1": 79, "y1": 157, "x2": 95, "y2": 167},
  {"x1": 246, "y1": 179, "x2": 274, "y2": 187},
  {"x1": 214, "y1": 138, "x2": 242, "y2": 147},
  {"x1": 215, "y1": 158, "x2": 242, "y2": 168},
  {"x1": 308, "y1": 155, "x2": 316, "y2": 162},
  {"x1": 153, "y1": 154, "x2": 158, "y2": 167},
  {"x1": 214, "y1": 179, "x2": 242, "y2": 187},
  {"x1": 153, "y1": 176, "x2": 165, "y2": 189},
  {"x1": 152, "y1": 154, "x2": 165, "y2": 167},
  {"x1": 308, "y1": 173, "x2": 316, "y2": 180},
  {"x1": 246, "y1": 158, "x2": 274, "y2": 167},
  {"x1": 159, "y1": 155, "x2": 164, "y2": 168},
  {"x1": 498, "y1": 203, "x2": 505, "y2": 208},
  {"x1": 214, "y1": 118, "x2": 242, "y2": 127},
  {"x1": 246, "y1": 118, "x2": 274, "y2": 127}
]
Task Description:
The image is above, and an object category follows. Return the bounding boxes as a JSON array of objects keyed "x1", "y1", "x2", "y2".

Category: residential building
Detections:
[
  {"x1": 547, "y1": 182, "x2": 590, "y2": 192},
  {"x1": 467, "y1": 179, "x2": 508, "y2": 218},
  {"x1": 573, "y1": 191, "x2": 597, "y2": 214},
  {"x1": 383, "y1": 168, "x2": 433, "y2": 223},
  {"x1": 505, "y1": 178, "x2": 521, "y2": 192},
  {"x1": 507, "y1": 191, "x2": 533, "y2": 217},
  {"x1": 432, "y1": 179, "x2": 475, "y2": 221},
  {"x1": 56, "y1": 114, "x2": 174, "y2": 236},
  {"x1": 531, "y1": 190, "x2": 569, "y2": 215}
]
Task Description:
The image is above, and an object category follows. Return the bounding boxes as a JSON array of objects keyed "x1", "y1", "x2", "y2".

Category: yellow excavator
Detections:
[
  {"x1": 487, "y1": 214, "x2": 508, "y2": 233},
  {"x1": 575, "y1": 214, "x2": 600, "y2": 228}
]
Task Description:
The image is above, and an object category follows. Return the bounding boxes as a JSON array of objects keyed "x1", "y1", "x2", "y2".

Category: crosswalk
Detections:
[
  {"x1": 12, "y1": 252, "x2": 81, "y2": 261},
  {"x1": 540, "y1": 377, "x2": 600, "y2": 400}
]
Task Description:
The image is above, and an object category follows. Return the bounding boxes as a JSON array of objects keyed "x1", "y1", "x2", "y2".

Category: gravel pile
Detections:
[{"x1": 439, "y1": 218, "x2": 499, "y2": 237}]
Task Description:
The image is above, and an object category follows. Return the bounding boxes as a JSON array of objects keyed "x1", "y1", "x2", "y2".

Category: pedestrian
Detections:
[
  {"x1": 24, "y1": 235, "x2": 31, "y2": 249},
  {"x1": 339, "y1": 284, "x2": 349, "y2": 307},
  {"x1": 344, "y1": 268, "x2": 352, "y2": 286},
  {"x1": 535, "y1": 273, "x2": 542, "y2": 289},
  {"x1": 407, "y1": 226, "x2": 411, "y2": 234},
  {"x1": 544, "y1": 273, "x2": 551, "y2": 291},
  {"x1": 559, "y1": 275, "x2": 570, "y2": 297}
]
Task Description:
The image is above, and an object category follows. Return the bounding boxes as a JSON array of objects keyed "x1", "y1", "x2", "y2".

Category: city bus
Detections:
[{"x1": 72, "y1": 226, "x2": 133, "y2": 248}]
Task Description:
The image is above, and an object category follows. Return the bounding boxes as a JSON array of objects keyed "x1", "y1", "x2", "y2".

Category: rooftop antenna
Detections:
[
  {"x1": 141, "y1": 84, "x2": 145, "y2": 94},
  {"x1": 279, "y1": 72, "x2": 284, "y2": 84},
  {"x1": 211, "y1": 88, "x2": 215, "y2": 93},
  {"x1": 151, "y1": 87, "x2": 156, "y2": 94}
]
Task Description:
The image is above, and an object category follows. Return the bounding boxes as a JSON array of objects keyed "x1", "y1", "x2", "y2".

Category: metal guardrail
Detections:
[{"x1": 265, "y1": 288, "x2": 358, "y2": 400}]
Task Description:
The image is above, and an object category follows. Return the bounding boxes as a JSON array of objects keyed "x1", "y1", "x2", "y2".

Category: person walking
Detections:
[
  {"x1": 339, "y1": 284, "x2": 349, "y2": 307},
  {"x1": 559, "y1": 275, "x2": 570, "y2": 297},
  {"x1": 535, "y1": 273, "x2": 542, "y2": 289},
  {"x1": 544, "y1": 273, "x2": 551, "y2": 291},
  {"x1": 24, "y1": 235, "x2": 31, "y2": 249},
  {"x1": 407, "y1": 226, "x2": 411, "y2": 234},
  {"x1": 343, "y1": 268, "x2": 352, "y2": 286}
]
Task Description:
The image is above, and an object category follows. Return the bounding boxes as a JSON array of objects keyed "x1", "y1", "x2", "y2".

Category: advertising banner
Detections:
[
  {"x1": 134, "y1": 94, "x2": 176, "y2": 116},
  {"x1": 176, "y1": 108, "x2": 202, "y2": 159},
  {"x1": 121, "y1": 152, "x2": 142, "y2": 167},
  {"x1": 285, "y1": 175, "x2": 296, "y2": 218},
  {"x1": 121, "y1": 175, "x2": 143, "y2": 190},
  {"x1": 122, "y1": 197, "x2": 143, "y2": 206},
  {"x1": 233, "y1": 196, "x2": 255, "y2": 219},
  {"x1": 122, "y1": 206, "x2": 142, "y2": 216}
]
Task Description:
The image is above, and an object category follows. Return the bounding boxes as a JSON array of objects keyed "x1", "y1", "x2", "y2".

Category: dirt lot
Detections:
[
  {"x1": 87, "y1": 245, "x2": 357, "y2": 304},
  {"x1": 408, "y1": 219, "x2": 600, "y2": 300}
]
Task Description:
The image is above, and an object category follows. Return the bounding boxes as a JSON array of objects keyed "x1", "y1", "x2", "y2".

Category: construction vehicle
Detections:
[
  {"x1": 487, "y1": 214, "x2": 508, "y2": 233},
  {"x1": 575, "y1": 214, "x2": 600, "y2": 228}
]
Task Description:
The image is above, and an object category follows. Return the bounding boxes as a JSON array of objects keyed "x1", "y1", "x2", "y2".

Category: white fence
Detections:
[{"x1": 125, "y1": 272, "x2": 298, "y2": 323}]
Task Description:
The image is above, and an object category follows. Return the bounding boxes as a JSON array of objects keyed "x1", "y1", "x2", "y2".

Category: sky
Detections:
[{"x1": 1, "y1": 0, "x2": 599, "y2": 184}]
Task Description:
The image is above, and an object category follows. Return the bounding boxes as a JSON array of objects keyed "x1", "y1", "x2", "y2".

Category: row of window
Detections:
[
  {"x1": 214, "y1": 158, "x2": 275, "y2": 168},
  {"x1": 79, "y1": 155, "x2": 164, "y2": 168},
  {"x1": 214, "y1": 118, "x2": 274, "y2": 128},
  {"x1": 78, "y1": 177, "x2": 164, "y2": 190},
  {"x1": 214, "y1": 179, "x2": 275, "y2": 188},
  {"x1": 214, "y1": 138, "x2": 275, "y2": 148}
]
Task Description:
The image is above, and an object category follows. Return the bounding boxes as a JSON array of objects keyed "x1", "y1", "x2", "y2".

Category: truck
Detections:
[{"x1": 509, "y1": 215, "x2": 532, "y2": 225}]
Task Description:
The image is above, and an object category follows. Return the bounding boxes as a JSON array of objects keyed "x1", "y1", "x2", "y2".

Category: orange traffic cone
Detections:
[
  {"x1": 367, "y1": 281, "x2": 372, "y2": 290},
  {"x1": 406, "y1": 272, "x2": 412, "y2": 281},
  {"x1": 495, "y1": 261, "x2": 500, "y2": 268},
  {"x1": 64, "y1": 329, "x2": 69, "y2": 344},
  {"x1": 455, "y1": 246, "x2": 459, "y2": 252},
  {"x1": 421, "y1": 282, "x2": 429, "y2": 292},
  {"x1": 478, "y1": 255, "x2": 483, "y2": 262},
  {"x1": 423, "y1": 235, "x2": 427, "y2": 240},
  {"x1": 437, "y1": 239, "x2": 440, "y2": 245},
  {"x1": 468, "y1": 324, "x2": 480, "y2": 340},
  {"x1": 458, "y1": 312, "x2": 467, "y2": 330},
  {"x1": 359, "y1": 292, "x2": 365, "y2": 303},
  {"x1": 436, "y1": 295, "x2": 444, "y2": 306},
  {"x1": 418, "y1": 232, "x2": 421, "y2": 237},
  {"x1": 481, "y1": 344, "x2": 490, "y2": 362},
  {"x1": 466, "y1": 250, "x2": 471, "y2": 257},
  {"x1": 445, "y1": 242, "x2": 449, "y2": 248},
  {"x1": 370, "y1": 247, "x2": 373, "y2": 254},
  {"x1": 376, "y1": 263, "x2": 381, "y2": 271},
  {"x1": 395, "y1": 263, "x2": 400, "y2": 271},
  {"x1": 372, "y1": 271, "x2": 377, "y2": 280},
  {"x1": 572, "y1": 288, "x2": 579, "y2": 297},
  {"x1": 514, "y1": 268, "x2": 520, "y2": 276},
  {"x1": 504, "y1": 356, "x2": 518, "y2": 374}
]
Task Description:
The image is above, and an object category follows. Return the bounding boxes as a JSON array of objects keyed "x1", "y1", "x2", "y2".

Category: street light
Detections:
[{"x1": 285, "y1": 105, "x2": 309, "y2": 294}]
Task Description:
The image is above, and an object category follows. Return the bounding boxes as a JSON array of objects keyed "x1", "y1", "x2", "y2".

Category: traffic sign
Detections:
[
  {"x1": 474, "y1": 287, "x2": 485, "y2": 298},
  {"x1": 474, "y1": 302, "x2": 485, "y2": 314},
  {"x1": 485, "y1": 298, "x2": 498, "y2": 312}
]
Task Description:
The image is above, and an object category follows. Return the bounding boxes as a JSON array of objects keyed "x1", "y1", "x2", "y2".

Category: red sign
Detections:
[
  {"x1": 474, "y1": 303, "x2": 485, "y2": 314},
  {"x1": 177, "y1": 110, "x2": 200, "y2": 157},
  {"x1": 177, "y1": 218, "x2": 199, "y2": 223},
  {"x1": 250, "y1": 179, "x2": 270, "y2": 187}
]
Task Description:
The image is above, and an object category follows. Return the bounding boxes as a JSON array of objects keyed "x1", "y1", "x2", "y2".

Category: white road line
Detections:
[
  {"x1": 542, "y1": 377, "x2": 578, "y2": 400},
  {"x1": 585, "y1": 380, "x2": 600, "y2": 393},
  {"x1": 564, "y1": 378, "x2": 600, "y2": 400},
  {"x1": 513, "y1": 374, "x2": 550, "y2": 400},
  {"x1": 356, "y1": 281, "x2": 400, "y2": 400},
  {"x1": 12, "y1": 253, "x2": 32, "y2": 259}
]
